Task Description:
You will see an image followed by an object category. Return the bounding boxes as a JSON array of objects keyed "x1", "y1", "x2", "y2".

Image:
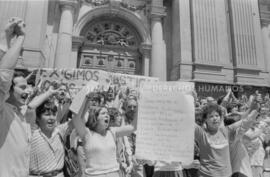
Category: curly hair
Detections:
[
  {"x1": 226, "y1": 102, "x2": 242, "y2": 113},
  {"x1": 201, "y1": 103, "x2": 222, "y2": 122},
  {"x1": 85, "y1": 106, "x2": 107, "y2": 131}
]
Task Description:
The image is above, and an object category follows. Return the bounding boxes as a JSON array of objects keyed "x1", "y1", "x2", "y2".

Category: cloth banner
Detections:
[
  {"x1": 35, "y1": 68, "x2": 159, "y2": 99},
  {"x1": 136, "y1": 81, "x2": 195, "y2": 164}
]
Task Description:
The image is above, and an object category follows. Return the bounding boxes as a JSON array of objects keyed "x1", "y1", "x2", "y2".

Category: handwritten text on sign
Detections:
[
  {"x1": 35, "y1": 68, "x2": 158, "y2": 97},
  {"x1": 136, "y1": 82, "x2": 195, "y2": 163}
]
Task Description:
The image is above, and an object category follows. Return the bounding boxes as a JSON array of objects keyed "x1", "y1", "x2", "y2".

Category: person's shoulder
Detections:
[
  {"x1": 0, "y1": 69, "x2": 14, "y2": 79},
  {"x1": 31, "y1": 128, "x2": 43, "y2": 141},
  {"x1": 0, "y1": 69, "x2": 14, "y2": 74}
]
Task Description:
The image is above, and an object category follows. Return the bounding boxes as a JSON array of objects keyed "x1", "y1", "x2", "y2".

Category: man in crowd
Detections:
[
  {"x1": 124, "y1": 96, "x2": 147, "y2": 177},
  {"x1": 0, "y1": 17, "x2": 32, "y2": 177}
]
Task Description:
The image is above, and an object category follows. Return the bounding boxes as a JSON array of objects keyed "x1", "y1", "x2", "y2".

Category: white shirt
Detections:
[
  {"x1": 0, "y1": 69, "x2": 32, "y2": 177},
  {"x1": 84, "y1": 128, "x2": 119, "y2": 175}
]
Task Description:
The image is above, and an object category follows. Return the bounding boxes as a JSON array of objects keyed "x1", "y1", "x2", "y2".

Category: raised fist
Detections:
[{"x1": 3, "y1": 17, "x2": 25, "y2": 48}]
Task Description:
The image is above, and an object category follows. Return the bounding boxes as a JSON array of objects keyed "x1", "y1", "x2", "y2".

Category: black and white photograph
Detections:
[{"x1": 0, "y1": 0, "x2": 270, "y2": 177}]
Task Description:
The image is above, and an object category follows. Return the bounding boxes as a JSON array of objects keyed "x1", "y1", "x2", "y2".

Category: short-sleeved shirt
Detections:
[
  {"x1": 195, "y1": 125, "x2": 232, "y2": 177},
  {"x1": 29, "y1": 123, "x2": 69, "y2": 174},
  {"x1": 243, "y1": 124, "x2": 266, "y2": 167},
  {"x1": 0, "y1": 69, "x2": 33, "y2": 177},
  {"x1": 230, "y1": 131, "x2": 253, "y2": 177},
  {"x1": 229, "y1": 114, "x2": 256, "y2": 177}
]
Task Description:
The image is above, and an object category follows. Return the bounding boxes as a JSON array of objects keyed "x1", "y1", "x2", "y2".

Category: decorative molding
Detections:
[
  {"x1": 150, "y1": 5, "x2": 166, "y2": 18},
  {"x1": 259, "y1": 0, "x2": 270, "y2": 27},
  {"x1": 139, "y1": 43, "x2": 151, "y2": 55},
  {"x1": 120, "y1": 2, "x2": 146, "y2": 12},
  {"x1": 81, "y1": 19, "x2": 141, "y2": 48},
  {"x1": 58, "y1": 0, "x2": 81, "y2": 21},
  {"x1": 58, "y1": 0, "x2": 79, "y2": 8},
  {"x1": 73, "y1": 7, "x2": 151, "y2": 44},
  {"x1": 82, "y1": 42, "x2": 138, "y2": 52},
  {"x1": 84, "y1": 0, "x2": 109, "y2": 6},
  {"x1": 72, "y1": 36, "x2": 85, "y2": 49},
  {"x1": 193, "y1": 62, "x2": 223, "y2": 69}
]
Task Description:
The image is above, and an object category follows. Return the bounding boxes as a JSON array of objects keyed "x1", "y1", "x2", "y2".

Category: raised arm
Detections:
[
  {"x1": 244, "y1": 126, "x2": 265, "y2": 140},
  {"x1": 0, "y1": 18, "x2": 25, "y2": 69},
  {"x1": 28, "y1": 86, "x2": 58, "y2": 109},
  {"x1": 230, "y1": 90, "x2": 239, "y2": 103},
  {"x1": 114, "y1": 111, "x2": 138, "y2": 138},
  {"x1": 223, "y1": 88, "x2": 231, "y2": 103},
  {"x1": 71, "y1": 98, "x2": 89, "y2": 138},
  {"x1": 229, "y1": 110, "x2": 259, "y2": 140},
  {"x1": 0, "y1": 18, "x2": 25, "y2": 110}
]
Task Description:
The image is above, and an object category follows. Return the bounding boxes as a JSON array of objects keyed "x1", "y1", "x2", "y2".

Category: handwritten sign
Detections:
[
  {"x1": 69, "y1": 80, "x2": 99, "y2": 114},
  {"x1": 35, "y1": 68, "x2": 158, "y2": 98},
  {"x1": 136, "y1": 82, "x2": 195, "y2": 163}
]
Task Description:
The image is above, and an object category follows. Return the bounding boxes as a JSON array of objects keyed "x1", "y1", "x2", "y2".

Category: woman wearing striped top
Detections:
[{"x1": 29, "y1": 98, "x2": 71, "y2": 177}]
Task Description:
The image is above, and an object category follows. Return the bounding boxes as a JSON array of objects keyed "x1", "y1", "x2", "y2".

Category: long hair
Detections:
[{"x1": 85, "y1": 106, "x2": 107, "y2": 131}]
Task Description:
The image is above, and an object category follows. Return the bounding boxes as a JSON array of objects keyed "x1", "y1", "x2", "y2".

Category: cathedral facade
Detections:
[{"x1": 0, "y1": 0, "x2": 270, "y2": 96}]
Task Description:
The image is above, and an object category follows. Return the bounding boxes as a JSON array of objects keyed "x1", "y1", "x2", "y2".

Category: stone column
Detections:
[
  {"x1": 54, "y1": 0, "x2": 78, "y2": 68},
  {"x1": 140, "y1": 43, "x2": 152, "y2": 76},
  {"x1": 150, "y1": 2, "x2": 166, "y2": 80},
  {"x1": 262, "y1": 24, "x2": 270, "y2": 69},
  {"x1": 171, "y1": 0, "x2": 192, "y2": 81},
  {"x1": 71, "y1": 36, "x2": 84, "y2": 68}
]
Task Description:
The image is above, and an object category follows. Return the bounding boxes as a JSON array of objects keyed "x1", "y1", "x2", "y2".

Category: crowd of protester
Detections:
[{"x1": 1, "y1": 17, "x2": 270, "y2": 177}]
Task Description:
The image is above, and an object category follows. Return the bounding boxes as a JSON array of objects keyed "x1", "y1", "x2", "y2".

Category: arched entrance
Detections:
[{"x1": 78, "y1": 16, "x2": 143, "y2": 75}]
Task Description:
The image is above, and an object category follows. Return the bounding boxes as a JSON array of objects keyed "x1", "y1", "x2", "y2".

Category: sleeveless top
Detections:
[{"x1": 83, "y1": 128, "x2": 119, "y2": 175}]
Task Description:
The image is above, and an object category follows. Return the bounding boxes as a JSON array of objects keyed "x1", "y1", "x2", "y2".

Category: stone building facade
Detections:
[{"x1": 0, "y1": 0, "x2": 269, "y2": 96}]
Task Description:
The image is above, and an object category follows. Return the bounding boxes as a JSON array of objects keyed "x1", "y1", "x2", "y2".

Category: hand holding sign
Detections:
[{"x1": 70, "y1": 81, "x2": 99, "y2": 114}]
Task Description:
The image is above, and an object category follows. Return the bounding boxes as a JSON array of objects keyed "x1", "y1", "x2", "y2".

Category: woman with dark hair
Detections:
[
  {"x1": 195, "y1": 102, "x2": 259, "y2": 177},
  {"x1": 29, "y1": 95, "x2": 72, "y2": 177},
  {"x1": 72, "y1": 95, "x2": 137, "y2": 177}
]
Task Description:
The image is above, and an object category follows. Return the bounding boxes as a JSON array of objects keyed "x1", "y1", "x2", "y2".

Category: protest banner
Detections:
[
  {"x1": 69, "y1": 80, "x2": 99, "y2": 114},
  {"x1": 35, "y1": 68, "x2": 159, "y2": 99},
  {"x1": 136, "y1": 81, "x2": 195, "y2": 164}
]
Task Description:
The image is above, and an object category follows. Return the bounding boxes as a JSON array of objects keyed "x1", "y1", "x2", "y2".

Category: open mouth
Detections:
[
  {"x1": 213, "y1": 122, "x2": 220, "y2": 125},
  {"x1": 47, "y1": 119, "x2": 56, "y2": 127},
  {"x1": 104, "y1": 119, "x2": 109, "y2": 124},
  {"x1": 21, "y1": 93, "x2": 29, "y2": 100}
]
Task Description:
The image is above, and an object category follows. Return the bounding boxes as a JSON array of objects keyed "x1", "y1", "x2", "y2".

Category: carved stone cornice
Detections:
[
  {"x1": 150, "y1": 5, "x2": 166, "y2": 19},
  {"x1": 72, "y1": 36, "x2": 85, "y2": 49},
  {"x1": 58, "y1": 0, "x2": 79, "y2": 9},
  {"x1": 84, "y1": 0, "x2": 109, "y2": 6},
  {"x1": 120, "y1": 2, "x2": 146, "y2": 12},
  {"x1": 139, "y1": 43, "x2": 152, "y2": 57},
  {"x1": 58, "y1": 0, "x2": 81, "y2": 22}
]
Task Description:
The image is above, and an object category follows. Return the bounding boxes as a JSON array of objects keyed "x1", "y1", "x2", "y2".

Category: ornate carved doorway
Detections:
[{"x1": 78, "y1": 17, "x2": 143, "y2": 75}]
